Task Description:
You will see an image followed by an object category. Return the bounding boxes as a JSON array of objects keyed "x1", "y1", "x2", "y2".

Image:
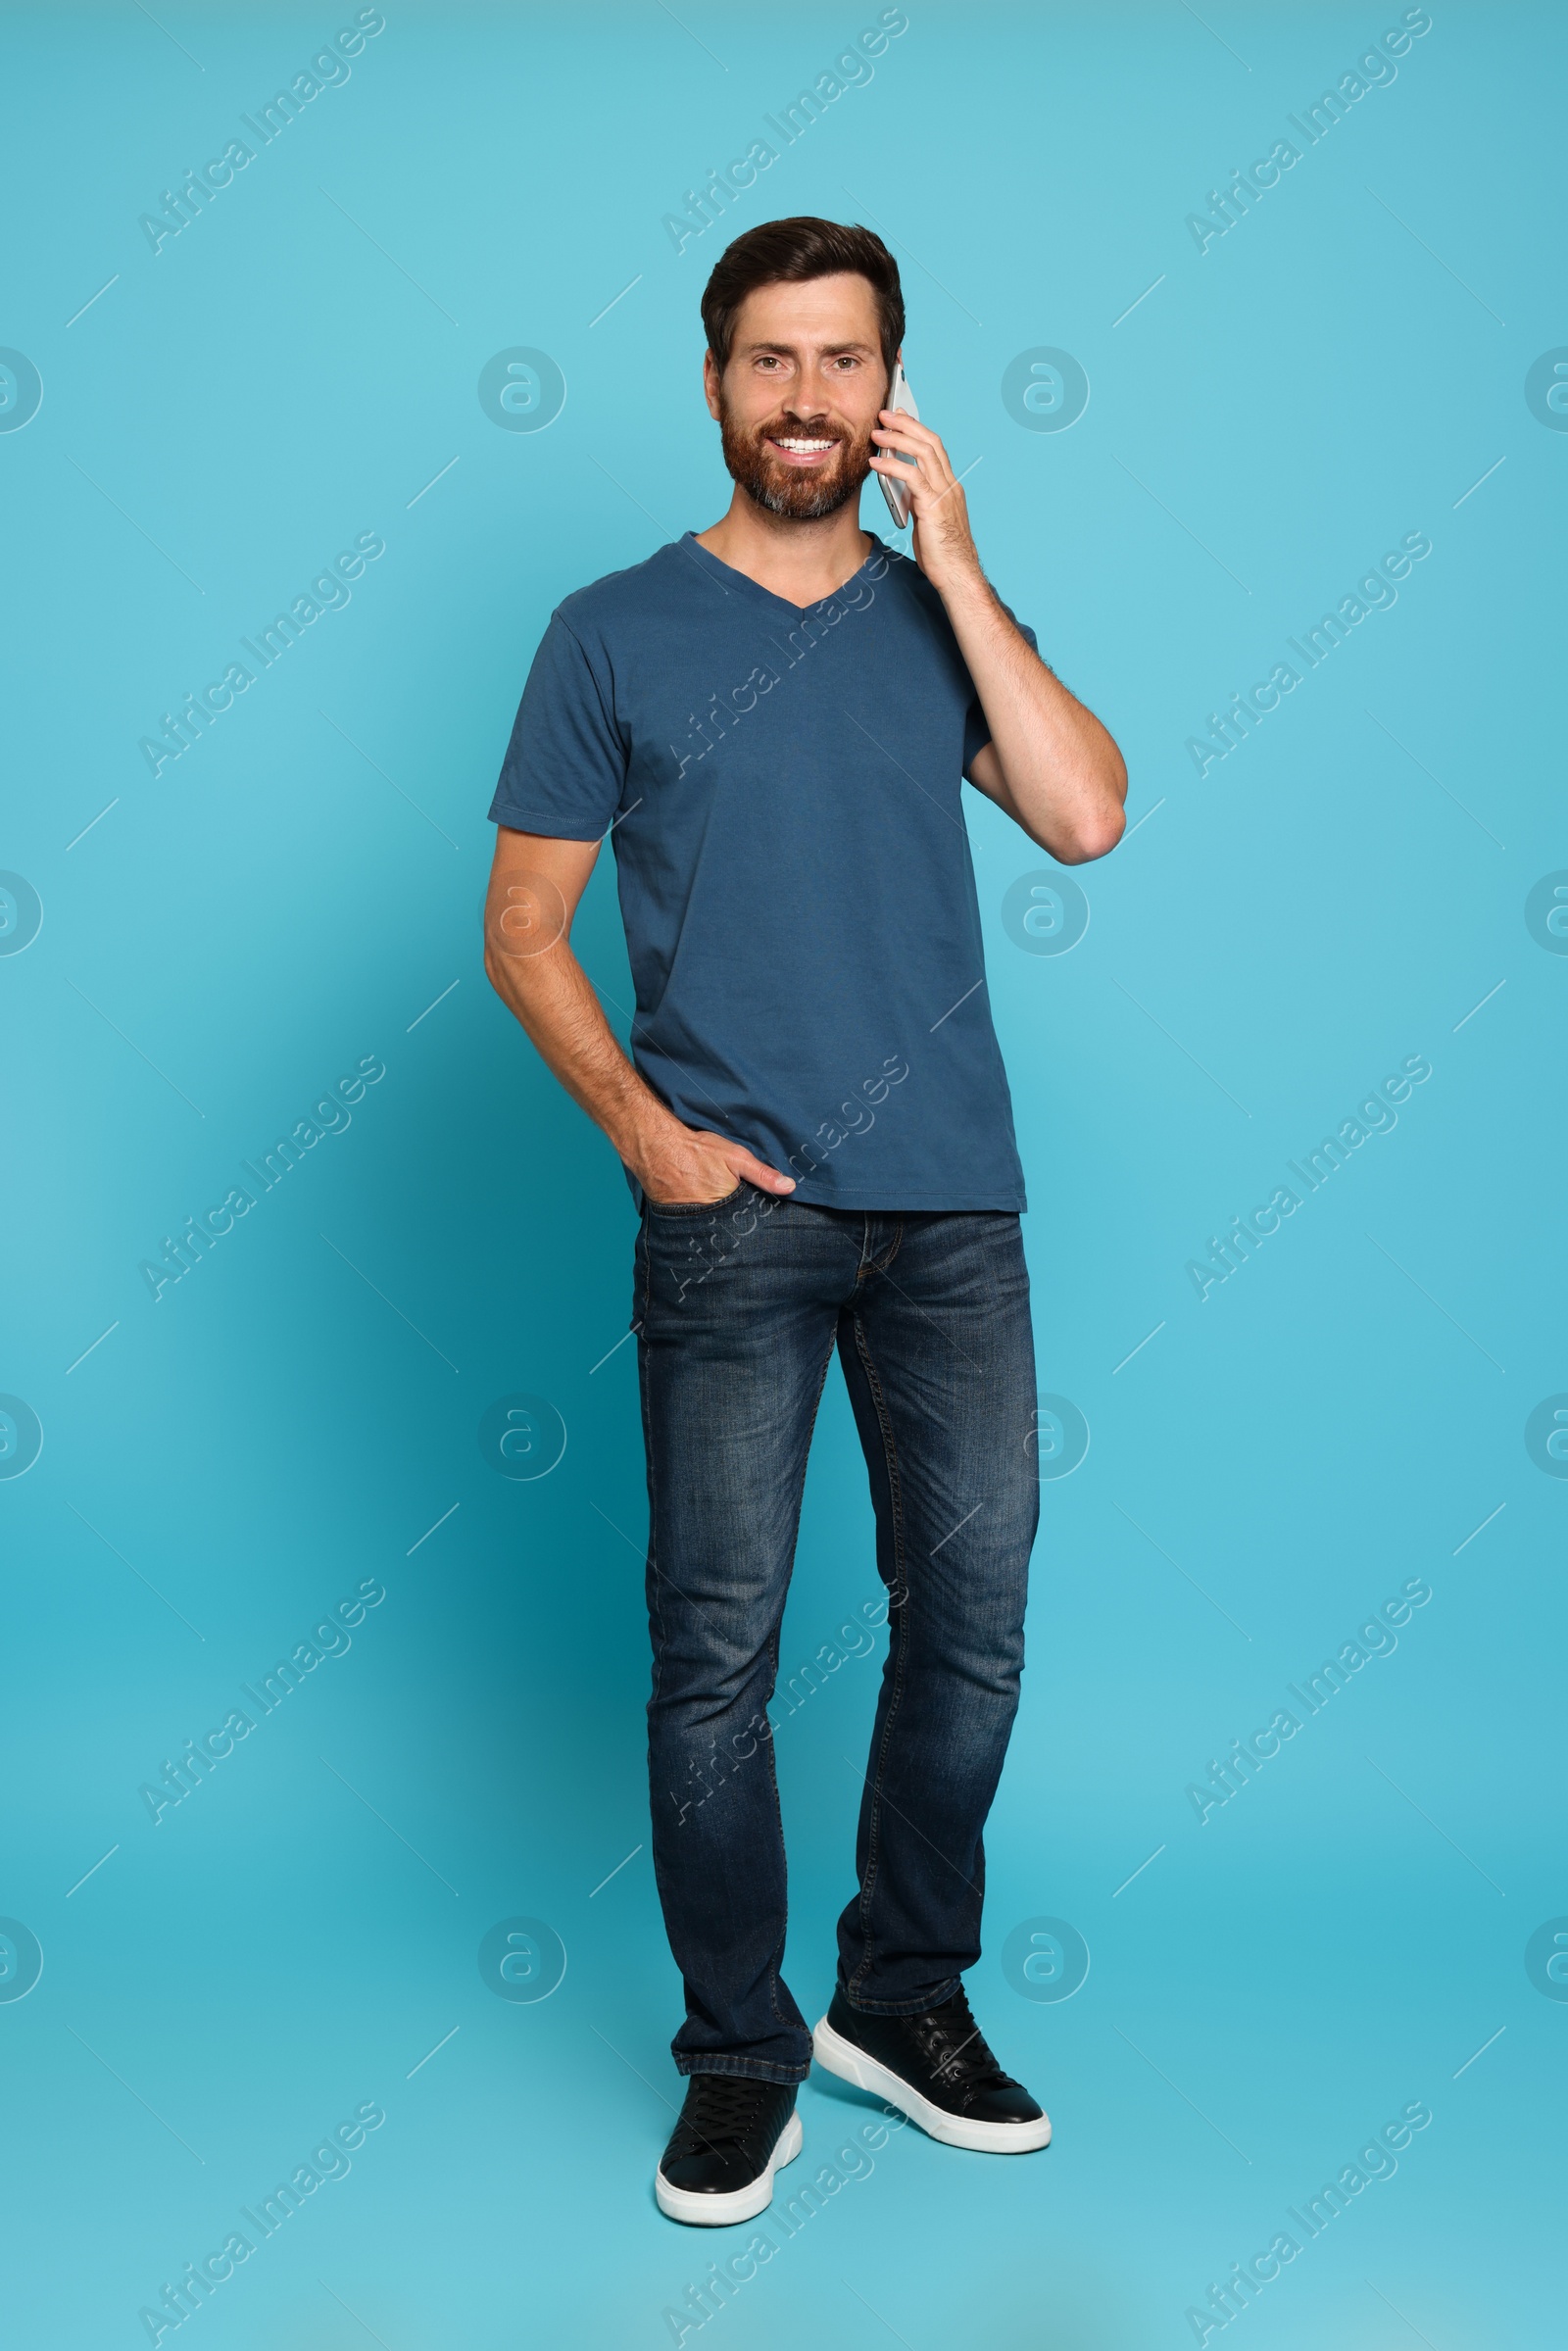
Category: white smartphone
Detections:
[{"x1": 877, "y1": 359, "x2": 919, "y2": 530}]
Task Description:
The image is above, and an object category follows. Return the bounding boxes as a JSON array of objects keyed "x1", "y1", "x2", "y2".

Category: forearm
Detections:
[
  {"x1": 483, "y1": 935, "x2": 677, "y2": 1168},
  {"x1": 867, "y1": 404, "x2": 1126, "y2": 862},
  {"x1": 942, "y1": 567, "x2": 1126, "y2": 861},
  {"x1": 482, "y1": 829, "x2": 795, "y2": 1202}
]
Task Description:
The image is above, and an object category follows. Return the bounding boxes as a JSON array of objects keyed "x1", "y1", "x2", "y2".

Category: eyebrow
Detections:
[{"x1": 735, "y1": 338, "x2": 878, "y2": 359}]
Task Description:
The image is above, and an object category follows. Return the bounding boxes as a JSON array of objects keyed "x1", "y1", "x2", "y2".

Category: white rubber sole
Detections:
[
  {"x1": 811, "y1": 2015, "x2": 1053, "y2": 2153},
  {"x1": 655, "y1": 2108, "x2": 804, "y2": 2227}
]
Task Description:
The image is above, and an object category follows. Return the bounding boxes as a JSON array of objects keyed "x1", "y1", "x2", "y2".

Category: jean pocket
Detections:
[{"x1": 645, "y1": 1183, "x2": 745, "y2": 1219}]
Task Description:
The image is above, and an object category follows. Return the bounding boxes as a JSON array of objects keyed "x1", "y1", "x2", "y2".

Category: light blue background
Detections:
[{"x1": 3, "y1": 4, "x2": 1562, "y2": 2344}]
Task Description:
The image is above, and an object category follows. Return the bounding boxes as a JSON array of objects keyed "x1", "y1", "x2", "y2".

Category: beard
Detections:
[{"x1": 717, "y1": 400, "x2": 877, "y2": 521}]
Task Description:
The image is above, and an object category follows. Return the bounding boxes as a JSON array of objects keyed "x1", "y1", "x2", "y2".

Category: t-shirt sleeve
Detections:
[
  {"x1": 962, "y1": 607, "x2": 1040, "y2": 777},
  {"x1": 488, "y1": 613, "x2": 627, "y2": 839}
]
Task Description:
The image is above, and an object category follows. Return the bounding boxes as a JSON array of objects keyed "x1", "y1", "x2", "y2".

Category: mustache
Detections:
[{"x1": 752, "y1": 415, "x2": 848, "y2": 448}]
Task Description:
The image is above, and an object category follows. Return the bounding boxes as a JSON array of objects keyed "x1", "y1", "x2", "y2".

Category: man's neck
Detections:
[{"x1": 695, "y1": 490, "x2": 873, "y2": 612}]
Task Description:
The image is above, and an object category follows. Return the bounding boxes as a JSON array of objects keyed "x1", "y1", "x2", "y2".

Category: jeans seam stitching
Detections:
[
  {"x1": 762, "y1": 1330, "x2": 837, "y2": 2038},
  {"x1": 646, "y1": 1183, "x2": 746, "y2": 1218},
  {"x1": 637, "y1": 1228, "x2": 664, "y2": 1735},
  {"x1": 675, "y1": 2057, "x2": 808, "y2": 2083},
  {"x1": 763, "y1": 1621, "x2": 791, "y2": 2031},
  {"x1": 847, "y1": 1309, "x2": 907, "y2": 2001}
]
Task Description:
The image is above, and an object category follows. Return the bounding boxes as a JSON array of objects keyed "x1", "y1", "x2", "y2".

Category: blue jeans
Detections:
[{"x1": 634, "y1": 1182, "x2": 1039, "y2": 2082}]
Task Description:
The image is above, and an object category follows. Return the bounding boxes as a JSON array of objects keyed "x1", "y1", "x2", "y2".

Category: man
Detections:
[{"x1": 484, "y1": 217, "x2": 1125, "y2": 2225}]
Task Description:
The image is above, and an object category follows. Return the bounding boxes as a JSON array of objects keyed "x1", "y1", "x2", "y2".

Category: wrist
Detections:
[
  {"x1": 612, "y1": 1096, "x2": 681, "y2": 1176},
  {"x1": 929, "y1": 548, "x2": 989, "y2": 609}
]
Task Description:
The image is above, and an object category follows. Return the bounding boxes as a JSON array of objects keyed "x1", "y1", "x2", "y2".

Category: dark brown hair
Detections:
[{"x1": 701, "y1": 217, "x2": 905, "y2": 376}]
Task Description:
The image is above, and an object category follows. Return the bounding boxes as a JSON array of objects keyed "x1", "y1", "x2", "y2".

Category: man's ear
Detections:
[{"x1": 703, "y1": 348, "x2": 723, "y2": 421}]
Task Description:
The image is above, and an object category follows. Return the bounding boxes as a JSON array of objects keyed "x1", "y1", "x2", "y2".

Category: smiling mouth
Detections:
[{"x1": 765, "y1": 434, "x2": 841, "y2": 465}]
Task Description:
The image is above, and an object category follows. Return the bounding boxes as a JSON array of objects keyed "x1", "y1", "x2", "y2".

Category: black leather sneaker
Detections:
[
  {"x1": 812, "y1": 1984, "x2": 1051, "y2": 2152},
  {"x1": 655, "y1": 2074, "x2": 804, "y2": 2225}
]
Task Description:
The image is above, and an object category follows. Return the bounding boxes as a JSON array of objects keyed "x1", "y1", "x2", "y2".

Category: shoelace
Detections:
[
  {"x1": 907, "y1": 1991, "x2": 1015, "y2": 2091},
  {"x1": 674, "y1": 2074, "x2": 778, "y2": 2158}
]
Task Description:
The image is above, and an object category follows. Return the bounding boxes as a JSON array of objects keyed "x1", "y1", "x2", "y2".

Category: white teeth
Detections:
[{"x1": 774, "y1": 437, "x2": 834, "y2": 452}]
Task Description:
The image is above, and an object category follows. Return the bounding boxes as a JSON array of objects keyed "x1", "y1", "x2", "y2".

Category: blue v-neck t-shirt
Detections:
[{"x1": 488, "y1": 531, "x2": 1031, "y2": 1212}]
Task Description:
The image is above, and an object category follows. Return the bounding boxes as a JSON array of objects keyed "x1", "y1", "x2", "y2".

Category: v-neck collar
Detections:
[{"x1": 679, "y1": 529, "x2": 893, "y2": 620}]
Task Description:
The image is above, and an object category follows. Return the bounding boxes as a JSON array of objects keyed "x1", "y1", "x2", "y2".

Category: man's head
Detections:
[{"x1": 701, "y1": 217, "x2": 906, "y2": 521}]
